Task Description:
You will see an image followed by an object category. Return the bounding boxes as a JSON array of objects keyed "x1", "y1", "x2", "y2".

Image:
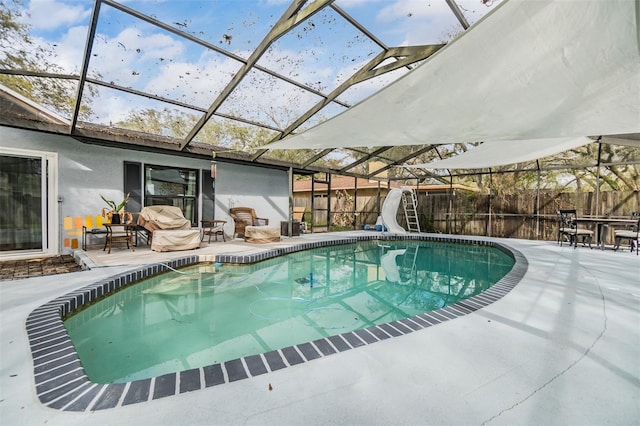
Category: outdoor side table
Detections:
[
  {"x1": 82, "y1": 226, "x2": 108, "y2": 250},
  {"x1": 280, "y1": 221, "x2": 301, "y2": 236},
  {"x1": 201, "y1": 219, "x2": 226, "y2": 242},
  {"x1": 103, "y1": 223, "x2": 136, "y2": 254}
]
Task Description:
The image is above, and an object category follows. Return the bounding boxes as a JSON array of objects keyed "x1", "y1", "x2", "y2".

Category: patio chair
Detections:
[
  {"x1": 137, "y1": 205, "x2": 200, "y2": 252},
  {"x1": 613, "y1": 212, "x2": 640, "y2": 255},
  {"x1": 137, "y1": 205, "x2": 191, "y2": 233},
  {"x1": 557, "y1": 209, "x2": 592, "y2": 249},
  {"x1": 229, "y1": 207, "x2": 269, "y2": 238},
  {"x1": 129, "y1": 211, "x2": 151, "y2": 246},
  {"x1": 293, "y1": 206, "x2": 308, "y2": 233}
]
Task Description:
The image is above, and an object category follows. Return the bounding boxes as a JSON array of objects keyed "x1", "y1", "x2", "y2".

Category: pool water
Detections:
[{"x1": 64, "y1": 240, "x2": 514, "y2": 383}]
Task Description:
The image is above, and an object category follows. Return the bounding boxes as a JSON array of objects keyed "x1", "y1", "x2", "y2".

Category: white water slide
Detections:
[
  {"x1": 380, "y1": 249, "x2": 409, "y2": 283},
  {"x1": 380, "y1": 188, "x2": 414, "y2": 234}
]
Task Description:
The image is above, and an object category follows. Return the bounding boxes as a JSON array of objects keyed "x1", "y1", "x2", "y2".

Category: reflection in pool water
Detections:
[{"x1": 65, "y1": 240, "x2": 514, "y2": 383}]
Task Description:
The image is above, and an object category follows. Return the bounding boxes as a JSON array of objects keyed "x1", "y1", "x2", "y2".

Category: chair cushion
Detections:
[
  {"x1": 574, "y1": 228, "x2": 593, "y2": 235},
  {"x1": 615, "y1": 230, "x2": 639, "y2": 238},
  {"x1": 565, "y1": 228, "x2": 592, "y2": 235}
]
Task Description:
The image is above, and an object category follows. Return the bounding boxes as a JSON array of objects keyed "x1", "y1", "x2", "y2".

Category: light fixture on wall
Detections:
[
  {"x1": 209, "y1": 147, "x2": 257, "y2": 178},
  {"x1": 211, "y1": 151, "x2": 218, "y2": 179}
]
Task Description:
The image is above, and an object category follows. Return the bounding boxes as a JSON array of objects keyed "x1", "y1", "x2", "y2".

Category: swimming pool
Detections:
[
  {"x1": 64, "y1": 240, "x2": 515, "y2": 383},
  {"x1": 26, "y1": 234, "x2": 528, "y2": 411}
]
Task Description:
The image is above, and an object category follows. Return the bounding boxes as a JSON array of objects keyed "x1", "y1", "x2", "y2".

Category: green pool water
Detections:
[{"x1": 64, "y1": 240, "x2": 514, "y2": 383}]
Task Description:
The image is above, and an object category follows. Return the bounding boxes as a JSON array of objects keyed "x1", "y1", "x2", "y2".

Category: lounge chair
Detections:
[
  {"x1": 613, "y1": 212, "x2": 640, "y2": 255},
  {"x1": 137, "y1": 205, "x2": 191, "y2": 232},
  {"x1": 229, "y1": 207, "x2": 269, "y2": 238},
  {"x1": 137, "y1": 205, "x2": 200, "y2": 252},
  {"x1": 557, "y1": 209, "x2": 592, "y2": 249}
]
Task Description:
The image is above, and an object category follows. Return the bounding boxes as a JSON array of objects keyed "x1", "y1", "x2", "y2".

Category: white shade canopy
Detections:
[
  {"x1": 405, "y1": 137, "x2": 594, "y2": 170},
  {"x1": 264, "y1": 0, "x2": 640, "y2": 151}
]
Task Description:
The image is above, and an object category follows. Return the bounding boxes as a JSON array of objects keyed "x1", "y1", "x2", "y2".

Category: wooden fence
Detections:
[
  {"x1": 296, "y1": 190, "x2": 640, "y2": 243},
  {"x1": 418, "y1": 190, "x2": 639, "y2": 243}
]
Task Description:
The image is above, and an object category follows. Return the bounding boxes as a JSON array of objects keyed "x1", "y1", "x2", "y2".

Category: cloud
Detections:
[
  {"x1": 25, "y1": 0, "x2": 91, "y2": 31},
  {"x1": 47, "y1": 26, "x2": 89, "y2": 73},
  {"x1": 332, "y1": 56, "x2": 409, "y2": 106},
  {"x1": 15, "y1": 0, "x2": 502, "y2": 131},
  {"x1": 143, "y1": 52, "x2": 243, "y2": 109},
  {"x1": 262, "y1": 0, "x2": 290, "y2": 5},
  {"x1": 376, "y1": 0, "x2": 500, "y2": 45},
  {"x1": 87, "y1": 27, "x2": 185, "y2": 87},
  {"x1": 337, "y1": 0, "x2": 386, "y2": 7}
]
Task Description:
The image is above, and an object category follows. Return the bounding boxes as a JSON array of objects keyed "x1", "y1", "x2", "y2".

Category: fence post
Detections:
[{"x1": 536, "y1": 163, "x2": 541, "y2": 239}]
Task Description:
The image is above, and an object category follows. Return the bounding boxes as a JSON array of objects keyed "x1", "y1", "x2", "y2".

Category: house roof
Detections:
[
  {"x1": 293, "y1": 177, "x2": 478, "y2": 193},
  {"x1": 294, "y1": 176, "x2": 396, "y2": 192}
]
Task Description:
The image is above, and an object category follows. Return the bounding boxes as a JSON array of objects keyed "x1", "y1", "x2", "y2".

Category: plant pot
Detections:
[{"x1": 110, "y1": 212, "x2": 121, "y2": 224}]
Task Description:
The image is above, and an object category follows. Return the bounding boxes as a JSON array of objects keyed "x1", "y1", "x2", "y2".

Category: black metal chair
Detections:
[
  {"x1": 557, "y1": 209, "x2": 592, "y2": 249},
  {"x1": 613, "y1": 212, "x2": 640, "y2": 255}
]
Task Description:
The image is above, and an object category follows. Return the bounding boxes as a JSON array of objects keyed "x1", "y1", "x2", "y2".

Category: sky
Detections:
[{"x1": 13, "y1": 0, "x2": 502, "y2": 132}]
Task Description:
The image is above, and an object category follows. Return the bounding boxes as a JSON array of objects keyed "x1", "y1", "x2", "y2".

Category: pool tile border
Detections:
[{"x1": 26, "y1": 234, "x2": 527, "y2": 411}]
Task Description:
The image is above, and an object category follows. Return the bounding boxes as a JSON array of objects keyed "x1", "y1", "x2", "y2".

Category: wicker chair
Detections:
[{"x1": 229, "y1": 207, "x2": 269, "y2": 238}]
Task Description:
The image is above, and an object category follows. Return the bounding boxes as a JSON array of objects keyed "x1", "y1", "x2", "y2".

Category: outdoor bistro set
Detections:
[{"x1": 557, "y1": 210, "x2": 640, "y2": 254}]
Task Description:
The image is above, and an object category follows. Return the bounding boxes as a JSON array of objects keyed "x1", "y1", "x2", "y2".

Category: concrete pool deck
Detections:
[{"x1": 1, "y1": 232, "x2": 638, "y2": 425}]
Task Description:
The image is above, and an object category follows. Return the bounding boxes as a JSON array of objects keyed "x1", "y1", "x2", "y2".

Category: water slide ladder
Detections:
[
  {"x1": 401, "y1": 245, "x2": 420, "y2": 282},
  {"x1": 401, "y1": 188, "x2": 421, "y2": 233}
]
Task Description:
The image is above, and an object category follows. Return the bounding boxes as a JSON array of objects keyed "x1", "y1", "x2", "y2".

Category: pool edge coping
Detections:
[{"x1": 26, "y1": 234, "x2": 528, "y2": 412}]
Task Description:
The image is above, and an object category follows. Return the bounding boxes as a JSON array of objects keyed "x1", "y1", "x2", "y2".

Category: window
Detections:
[{"x1": 144, "y1": 165, "x2": 198, "y2": 225}]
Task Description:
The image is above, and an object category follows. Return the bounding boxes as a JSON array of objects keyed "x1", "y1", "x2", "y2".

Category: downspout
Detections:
[{"x1": 536, "y1": 159, "x2": 541, "y2": 240}]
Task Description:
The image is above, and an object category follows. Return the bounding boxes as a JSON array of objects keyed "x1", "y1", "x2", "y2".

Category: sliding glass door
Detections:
[{"x1": 0, "y1": 148, "x2": 57, "y2": 257}]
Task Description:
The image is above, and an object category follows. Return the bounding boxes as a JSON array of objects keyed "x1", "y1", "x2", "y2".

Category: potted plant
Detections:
[{"x1": 100, "y1": 193, "x2": 130, "y2": 224}]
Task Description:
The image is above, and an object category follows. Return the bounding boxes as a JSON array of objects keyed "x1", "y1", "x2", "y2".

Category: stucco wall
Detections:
[
  {"x1": 215, "y1": 162, "x2": 289, "y2": 233},
  {"x1": 1, "y1": 126, "x2": 288, "y2": 252}
]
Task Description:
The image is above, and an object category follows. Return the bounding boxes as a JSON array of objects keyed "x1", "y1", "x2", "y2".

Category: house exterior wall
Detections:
[
  {"x1": 215, "y1": 162, "x2": 288, "y2": 233},
  {"x1": 1, "y1": 126, "x2": 287, "y2": 256}
]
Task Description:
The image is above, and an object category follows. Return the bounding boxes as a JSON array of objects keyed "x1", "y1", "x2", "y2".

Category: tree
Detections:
[
  {"x1": 0, "y1": 0, "x2": 95, "y2": 118},
  {"x1": 115, "y1": 107, "x2": 326, "y2": 164}
]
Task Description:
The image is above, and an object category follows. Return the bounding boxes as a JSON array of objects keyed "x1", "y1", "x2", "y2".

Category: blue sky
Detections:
[{"x1": 16, "y1": 0, "x2": 501, "y2": 128}]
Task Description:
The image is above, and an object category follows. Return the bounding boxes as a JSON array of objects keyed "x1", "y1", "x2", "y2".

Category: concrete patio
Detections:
[{"x1": 1, "y1": 232, "x2": 638, "y2": 425}]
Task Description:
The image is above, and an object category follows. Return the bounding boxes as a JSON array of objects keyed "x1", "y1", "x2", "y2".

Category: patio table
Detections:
[
  {"x1": 201, "y1": 219, "x2": 226, "y2": 242},
  {"x1": 574, "y1": 216, "x2": 637, "y2": 250},
  {"x1": 103, "y1": 223, "x2": 136, "y2": 253}
]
